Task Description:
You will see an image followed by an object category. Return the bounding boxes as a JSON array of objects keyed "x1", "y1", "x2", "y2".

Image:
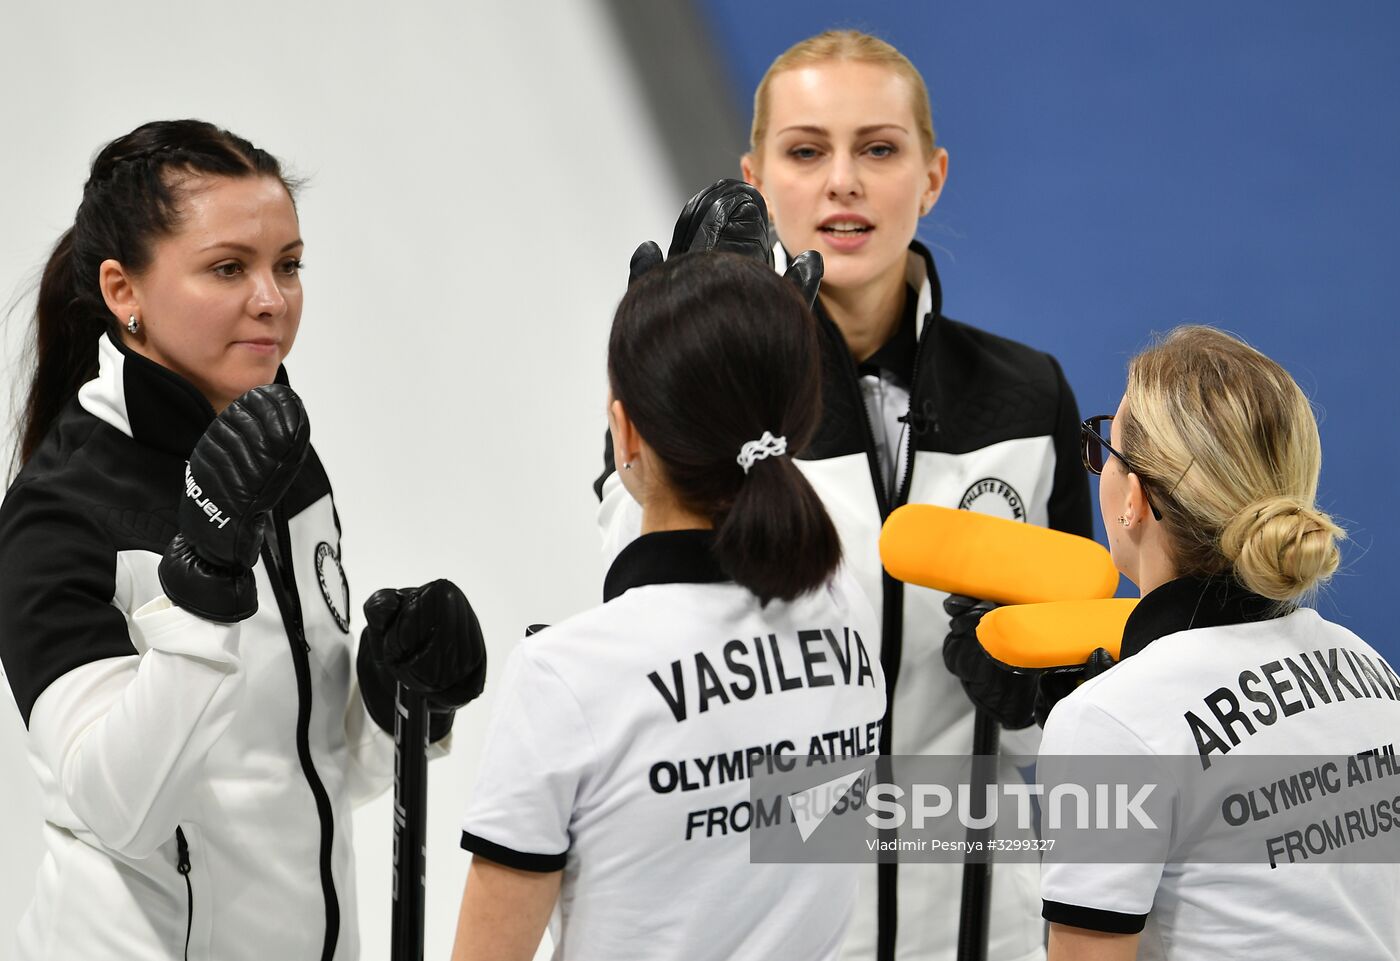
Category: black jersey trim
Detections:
[
  {"x1": 1119, "y1": 575, "x2": 1282, "y2": 661},
  {"x1": 603, "y1": 529, "x2": 728, "y2": 602},
  {"x1": 460, "y1": 831, "x2": 567, "y2": 873},
  {"x1": 1042, "y1": 899, "x2": 1148, "y2": 934}
]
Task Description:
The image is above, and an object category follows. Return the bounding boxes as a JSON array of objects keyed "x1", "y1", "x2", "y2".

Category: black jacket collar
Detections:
[
  {"x1": 854, "y1": 283, "x2": 919, "y2": 385},
  {"x1": 907, "y1": 238, "x2": 944, "y2": 328},
  {"x1": 603, "y1": 529, "x2": 729, "y2": 602},
  {"x1": 782, "y1": 238, "x2": 944, "y2": 338},
  {"x1": 101, "y1": 331, "x2": 289, "y2": 458},
  {"x1": 1119, "y1": 574, "x2": 1282, "y2": 661}
]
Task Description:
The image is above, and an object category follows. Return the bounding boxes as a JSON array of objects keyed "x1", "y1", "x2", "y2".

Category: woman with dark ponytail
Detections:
[
  {"x1": 452, "y1": 253, "x2": 886, "y2": 961},
  {"x1": 607, "y1": 250, "x2": 840, "y2": 604},
  {"x1": 0, "y1": 120, "x2": 485, "y2": 960}
]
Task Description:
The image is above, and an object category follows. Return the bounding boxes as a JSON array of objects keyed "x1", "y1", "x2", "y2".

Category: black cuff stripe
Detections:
[
  {"x1": 460, "y1": 831, "x2": 567, "y2": 873},
  {"x1": 1042, "y1": 899, "x2": 1148, "y2": 934}
]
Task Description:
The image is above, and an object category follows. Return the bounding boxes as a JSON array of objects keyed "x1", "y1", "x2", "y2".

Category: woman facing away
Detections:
[
  {"x1": 454, "y1": 252, "x2": 887, "y2": 961},
  {"x1": 0, "y1": 119, "x2": 484, "y2": 960},
  {"x1": 1038, "y1": 326, "x2": 1400, "y2": 961}
]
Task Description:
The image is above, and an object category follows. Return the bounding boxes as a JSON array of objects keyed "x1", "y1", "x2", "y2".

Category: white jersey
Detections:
[
  {"x1": 461, "y1": 530, "x2": 887, "y2": 960},
  {"x1": 1040, "y1": 576, "x2": 1400, "y2": 961}
]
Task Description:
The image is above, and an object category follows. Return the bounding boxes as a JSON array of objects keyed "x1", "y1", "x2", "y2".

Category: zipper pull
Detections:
[
  {"x1": 898, "y1": 399, "x2": 940, "y2": 438},
  {"x1": 897, "y1": 411, "x2": 933, "y2": 436},
  {"x1": 175, "y1": 827, "x2": 191, "y2": 875}
]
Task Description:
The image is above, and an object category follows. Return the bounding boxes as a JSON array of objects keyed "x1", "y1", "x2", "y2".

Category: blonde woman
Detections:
[
  {"x1": 741, "y1": 29, "x2": 1092, "y2": 961},
  {"x1": 1040, "y1": 326, "x2": 1400, "y2": 961}
]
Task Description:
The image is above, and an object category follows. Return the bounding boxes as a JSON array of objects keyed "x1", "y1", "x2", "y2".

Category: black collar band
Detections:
[
  {"x1": 907, "y1": 238, "x2": 944, "y2": 322},
  {"x1": 105, "y1": 330, "x2": 290, "y2": 458},
  {"x1": 854, "y1": 283, "x2": 918, "y2": 383},
  {"x1": 603, "y1": 529, "x2": 729, "y2": 602},
  {"x1": 785, "y1": 239, "x2": 945, "y2": 348},
  {"x1": 1120, "y1": 574, "x2": 1283, "y2": 660}
]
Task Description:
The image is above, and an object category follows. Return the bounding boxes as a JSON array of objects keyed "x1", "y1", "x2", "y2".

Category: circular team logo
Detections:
[
  {"x1": 958, "y1": 477, "x2": 1027, "y2": 522},
  {"x1": 315, "y1": 542, "x2": 350, "y2": 634}
]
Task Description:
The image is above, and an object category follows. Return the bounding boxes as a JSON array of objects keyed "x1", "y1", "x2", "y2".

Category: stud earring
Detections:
[
  {"x1": 126, "y1": 314, "x2": 140, "y2": 334},
  {"x1": 623, "y1": 462, "x2": 632, "y2": 472},
  {"x1": 1117, "y1": 515, "x2": 1130, "y2": 527}
]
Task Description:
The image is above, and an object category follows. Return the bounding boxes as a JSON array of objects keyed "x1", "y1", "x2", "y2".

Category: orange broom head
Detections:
[
  {"x1": 976, "y1": 598, "x2": 1137, "y2": 669},
  {"x1": 879, "y1": 504, "x2": 1119, "y2": 605}
]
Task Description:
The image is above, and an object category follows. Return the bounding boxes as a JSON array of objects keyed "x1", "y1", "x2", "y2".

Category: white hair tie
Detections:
[{"x1": 737, "y1": 431, "x2": 788, "y2": 474}]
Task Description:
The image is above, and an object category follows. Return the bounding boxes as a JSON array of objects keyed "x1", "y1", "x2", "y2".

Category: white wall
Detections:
[{"x1": 0, "y1": 2, "x2": 680, "y2": 958}]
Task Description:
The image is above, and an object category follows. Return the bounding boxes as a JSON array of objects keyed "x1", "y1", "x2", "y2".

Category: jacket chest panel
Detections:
[
  {"x1": 905, "y1": 436, "x2": 1057, "y2": 528},
  {"x1": 284, "y1": 495, "x2": 353, "y2": 691}
]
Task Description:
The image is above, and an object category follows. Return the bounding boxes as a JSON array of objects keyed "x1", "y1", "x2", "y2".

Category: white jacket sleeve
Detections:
[
  {"x1": 342, "y1": 665, "x2": 397, "y2": 806},
  {"x1": 26, "y1": 596, "x2": 244, "y2": 859}
]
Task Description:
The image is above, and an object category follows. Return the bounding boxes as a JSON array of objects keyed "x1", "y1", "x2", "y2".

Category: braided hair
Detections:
[{"x1": 19, "y1": 120, "x2": 291, "y2": 465}]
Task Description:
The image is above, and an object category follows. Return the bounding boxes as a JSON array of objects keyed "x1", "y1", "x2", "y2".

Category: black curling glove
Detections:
[
  {"x1": 158, "y1": 384, "x2": 310, "y2": 622},
  {"x1": 593, "y1": 179, "x2": 825, "y2": 491},
  {"x1": 1034, "y1": 647, "x2": 1117, "y2": 728},
  {"x1": 941, "y1": 593, "x2": 1039, "y2": 730},
  {"x1": 628, "y1": 178, "x2": 825, "y2": 309},
  {"x1": 357, "y1": 579, "x2": 487, "y2": 742}
]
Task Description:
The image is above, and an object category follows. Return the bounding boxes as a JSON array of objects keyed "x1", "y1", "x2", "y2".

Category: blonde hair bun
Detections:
[{"x1": 1220, "y1": 495, "x2": 1344, "y2": 602}]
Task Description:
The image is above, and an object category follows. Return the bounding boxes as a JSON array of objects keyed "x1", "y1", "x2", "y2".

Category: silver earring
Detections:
[
  {"x1": 126, "y1": 314, "x2": 140, "y2": 334},
  {"x1": 623, "y1": 462, "x2": 632, "y2": 472}
]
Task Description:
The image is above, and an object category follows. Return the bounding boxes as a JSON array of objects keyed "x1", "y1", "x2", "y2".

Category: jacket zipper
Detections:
[
  {"x1": 820, "y1": 319, "x2": 893, "y2": 518},
  {"x1": 262, "y1": 506, "x2": 341, "y2": 961},
  {"x1": 175, "y1": 826, "x2": 192, "y2": 961},
  {"x1": 894, "y1": 321, "x2": 934, "y2": 508},
  {"x1": 821, "y1": 303, "x2": 935, "y2": 961}
]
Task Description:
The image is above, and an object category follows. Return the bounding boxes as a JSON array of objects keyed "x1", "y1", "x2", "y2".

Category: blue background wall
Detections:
[{"x1": 698, "y1": 1, "x2": 1399, "y2": 658}]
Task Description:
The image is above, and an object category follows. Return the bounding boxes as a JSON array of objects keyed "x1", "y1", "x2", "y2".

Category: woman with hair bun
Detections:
[
  {"x1": 1038, "y1": 325, "x2": 1400, "y2": 961},
  {"x1": 452, "y1": 252, "x2": 886, "y2": 961}
]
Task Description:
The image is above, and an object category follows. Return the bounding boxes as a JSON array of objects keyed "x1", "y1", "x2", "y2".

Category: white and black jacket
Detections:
[
  {"x1": 0, "y1": 333, "x2": 396, "y2": 961},
  {"x1": 597, "y1": 242, "x2": 1092, "y2": 961}
]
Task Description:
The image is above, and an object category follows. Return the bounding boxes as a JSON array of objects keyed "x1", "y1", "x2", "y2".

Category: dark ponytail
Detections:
[
  {"x1": 25, "y1": 229, "x2": 97, "y2": 469},
  {"x1": 17, "y1": 120, "x2": 291, "y2": 466},
  {"x1": 608, "y1": 252, "x2": 841, "y2": 603}
]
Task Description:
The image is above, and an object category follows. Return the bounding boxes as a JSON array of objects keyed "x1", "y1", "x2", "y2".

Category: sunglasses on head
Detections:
[{"x1": 1080, "y1": 414, "x2": 1163, "y2": 522}]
